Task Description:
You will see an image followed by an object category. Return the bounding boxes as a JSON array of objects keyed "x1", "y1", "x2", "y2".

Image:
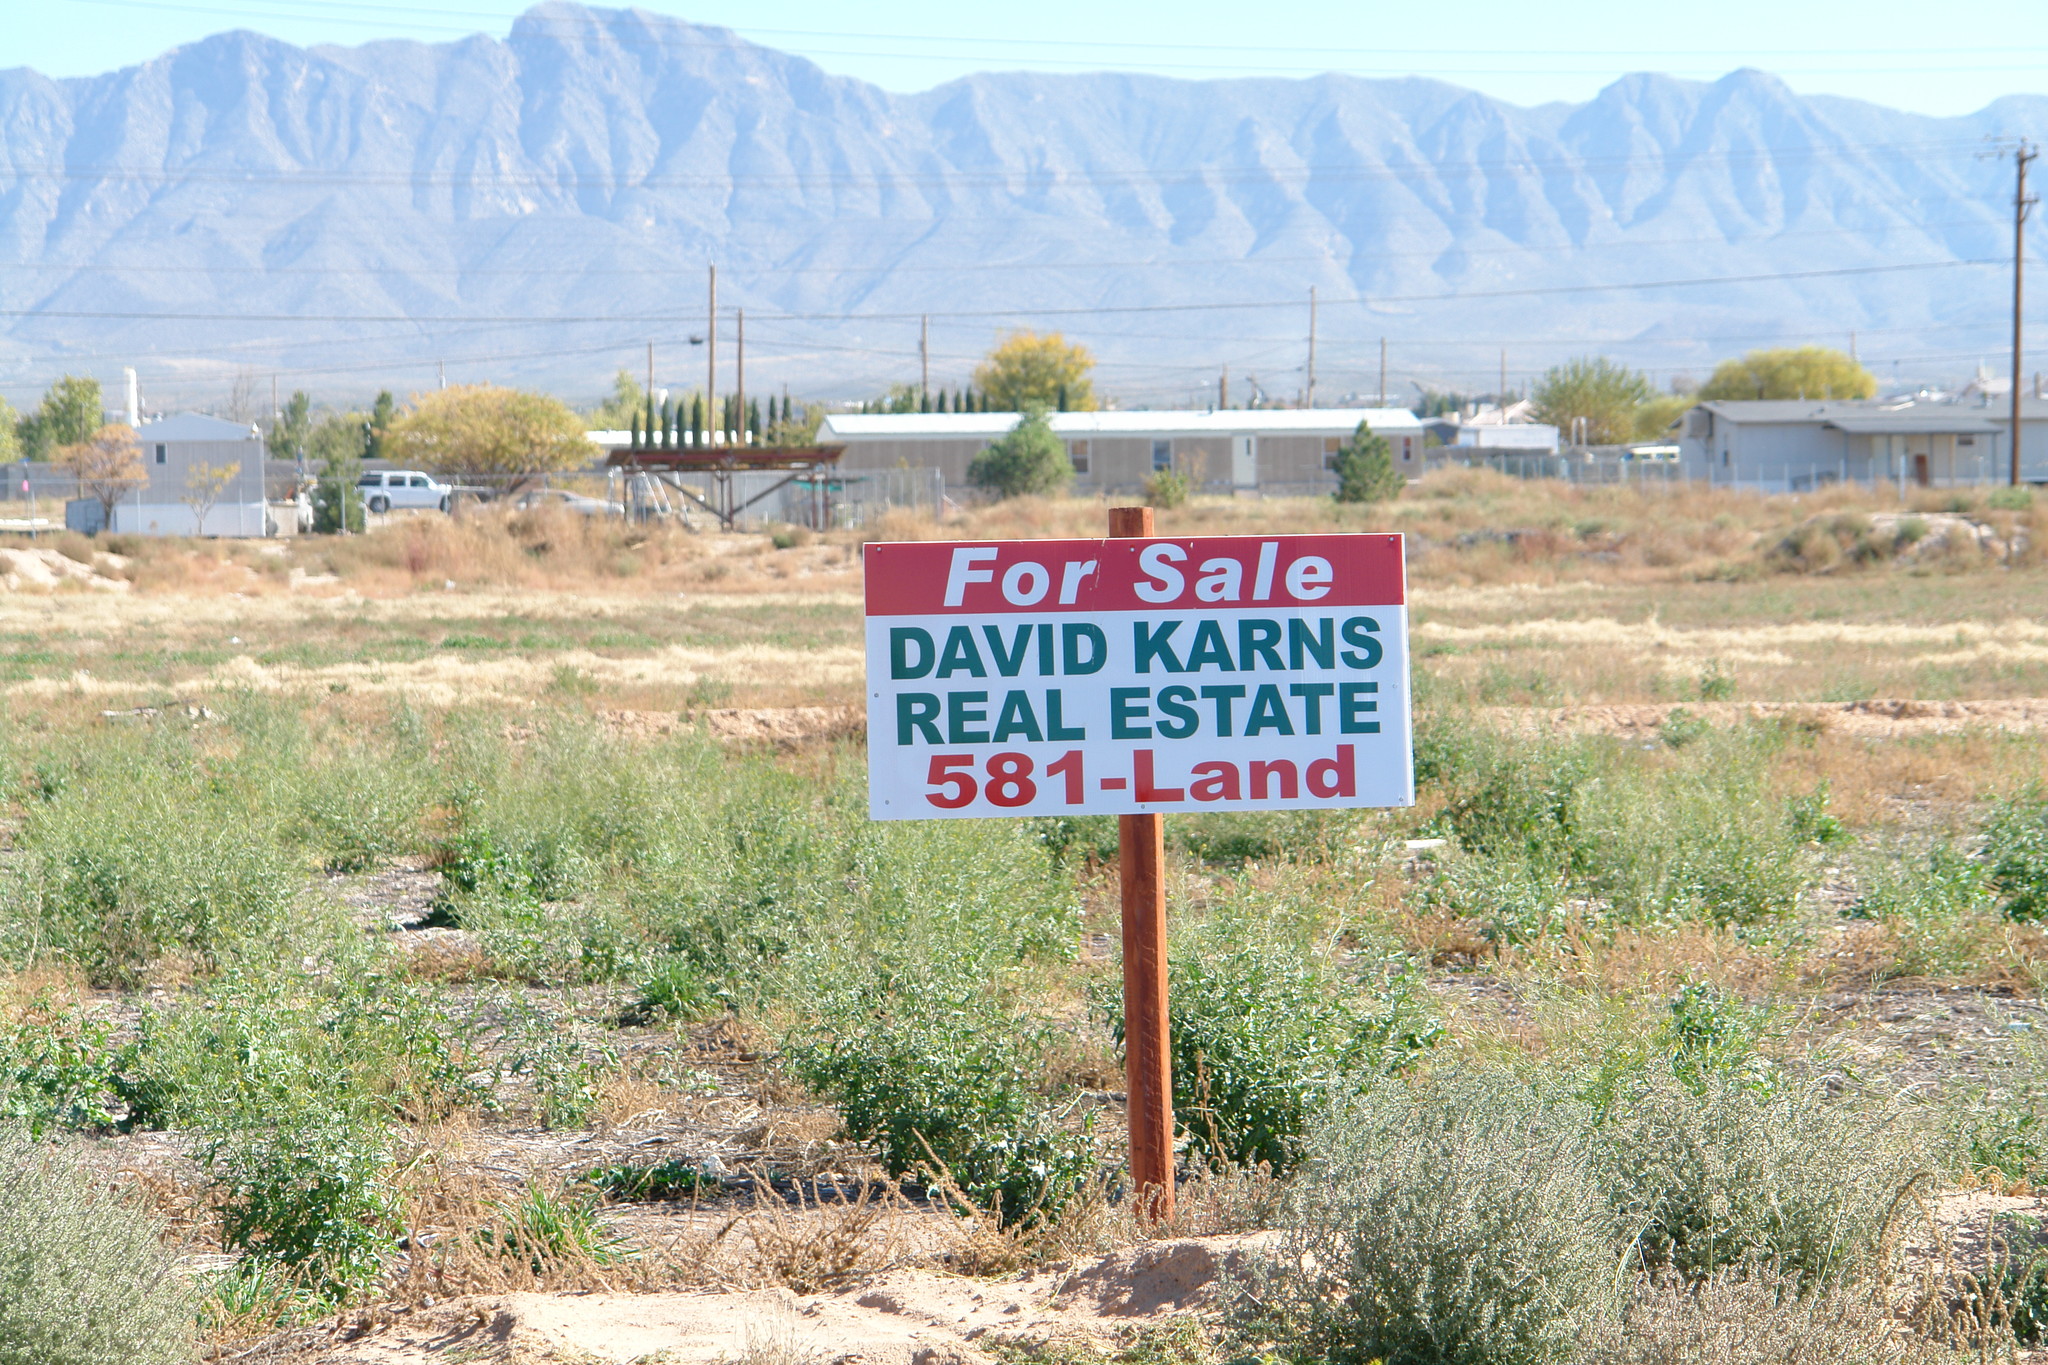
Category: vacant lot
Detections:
[{"x1": 2, "y1": 472, "x2": 2046, "y2": 1364}]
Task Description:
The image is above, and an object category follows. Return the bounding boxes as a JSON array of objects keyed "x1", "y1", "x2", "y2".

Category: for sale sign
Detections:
[{"x1": 864, "y1": 534, "x2": 1412, "y2": 819}]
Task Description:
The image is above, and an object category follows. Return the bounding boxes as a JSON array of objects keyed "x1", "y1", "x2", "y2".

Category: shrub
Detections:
[
  {"x1": 787, "y1": 978, "x2": 1095, "y2": 1228},
  {"x1": 1571, "y1": 739, "x2": 1812, "y2": 926},
  {"x1": 1243, "y1": 1069, "x2": 1613, "y2": 1365},
  {"x1": 1331, "y1": 421, "x2": 1403, "y2": 504},
  {"x1": 966, "y1": 408, "x2": 1072, "y2": 499},
  {"x1": 204, "y1": 1104, "x2": 398, "y2": 1303},
  {"x1": 0, "y1": 995, "x2": 122, "y2": 1136},
  {"x1": 1144, "y1": 467, "x2": 1190, "y2": 508},
  {"x1": 1107, "y1": 941, "x2": 1441, "y2": 1174},
  {"x1": 115, "y1": 968, "x2": 479, "y2": 1131},
  {"x1": 16, "y1": 741, "x2": 303, "y2": 984},
  {"x1": 1983, "y1": 791, "x2": 2048, "y2": 922},
  {"x1": 0, "y1": 1127, "x2": 194, "y2": 1365},
  {"x1": 1598, "y1": 1076, "x2": 1919, "y2": 1288},
  {"x1": 1582, "y1": 1271, "x2": 1952, "y2": 1364}
]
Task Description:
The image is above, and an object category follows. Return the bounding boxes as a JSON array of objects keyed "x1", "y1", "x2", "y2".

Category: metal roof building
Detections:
[
  {"x1": 818, "y1": 408, "x2": 1426, "y2": 496},
  {"x1": 1677, "y1": 400, "x2": 2047, "y2": 491}
]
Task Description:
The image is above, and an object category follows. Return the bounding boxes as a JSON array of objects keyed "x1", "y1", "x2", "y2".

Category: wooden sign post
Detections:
[{"x1": 1108, "y1": 504, "x2": 1174, "y2": 1219}]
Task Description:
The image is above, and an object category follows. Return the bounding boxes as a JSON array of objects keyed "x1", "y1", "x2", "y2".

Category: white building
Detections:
[
  {"x1": 1676, "y1": 400, "x2": 2048, "y2": 491},
  {"x1": 817, "y1": 408, "x2": 1426, "y2": 495},
  {"x1": 66, "y1": 413, "x2": 271, "y2": 536}
]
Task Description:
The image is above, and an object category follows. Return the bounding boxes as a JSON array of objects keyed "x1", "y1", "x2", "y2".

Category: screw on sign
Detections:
[{"x1": 864, "y1": 507, "x2": 1415, "y2": 1219}]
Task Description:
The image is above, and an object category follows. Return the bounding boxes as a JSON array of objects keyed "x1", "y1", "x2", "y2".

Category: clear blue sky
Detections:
[{"x1": 22, "y1": 0, "x2": 2048, "y2": 116}]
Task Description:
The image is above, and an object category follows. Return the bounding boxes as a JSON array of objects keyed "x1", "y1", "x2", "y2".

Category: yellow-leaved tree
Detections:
[
  {"x1": 1699, "y1": 347, "x2": 1876, "y2": 401},
  {"x1": 384, "y1": 384, "x2": 590, "y2": 492},
  {"x1": 57, "y1": 424, "x2": 145, "y2": 530},
  {"x1": 972, "y1": 332, "x2": 1096, "y2": 411}
]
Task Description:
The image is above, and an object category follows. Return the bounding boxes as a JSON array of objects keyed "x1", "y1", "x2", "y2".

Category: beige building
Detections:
[
  {"x1": 817, "y1": 409, "x2": 1426, "y2": 496},
  {"x1": 66, "y1": 412, "x2": 273, "y2": 536}
]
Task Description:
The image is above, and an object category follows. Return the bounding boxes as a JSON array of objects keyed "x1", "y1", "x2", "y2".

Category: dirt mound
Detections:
[
  {"x1": 0, "y1": 545, "x2": 127, "y2": 591},
  {"x1": 700, "y1": 704, "x2": 863, "y2": 746},
  {"x1": 296, "y1": 1235, "x2": 1262, "y2": 1364},
  {"x1": 1488, "y1": 697, "x2": 2048, "y2": 739}
]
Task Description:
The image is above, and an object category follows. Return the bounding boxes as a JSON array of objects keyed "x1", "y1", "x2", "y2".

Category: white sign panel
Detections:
[{"x1": 864, "y1": 534, "x2": 1412, "y2": 819}]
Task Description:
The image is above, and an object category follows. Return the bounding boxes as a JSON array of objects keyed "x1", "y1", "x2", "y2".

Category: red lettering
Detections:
[
  {"x1": 1249, "y1": 759, "x2": 1299, "y2": 800},
  {"x1": 1307, "y1": 744, "x2": 1357, "y2": 798},
  {"x1": 1189, "y1": 762, "x2": 1241, "y2": 802},
  {"x1": 1133, "y1": 749, "x2": 1185, "y2": 802}
]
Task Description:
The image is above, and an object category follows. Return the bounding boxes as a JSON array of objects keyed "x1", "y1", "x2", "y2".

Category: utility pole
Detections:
[
  {"x1": 1219, "y1": 364, "x2": 1229, "y2": 410},
  {"x1": 920, "y1": 314, "x2": 929, "y2": 404},
  {"x1": 1378, "y1": 338, "x2": 1387, "y2": 405},
  {"x1": 438, "y1": 360, "x2": 445, "y2": 390},
  {"x1": 647, "y1": 341, "x2": 655, "y2": 404},
  {"x1": 736, "y1": 309, "x2": 746, "y2": 446},
  {"x1": 1850, "y1": 330, "x2": 1858, "y2": 364},
  {"x1": 2012, "y1": 140, "x2": 2037, "y2": 487},
  {"x1": 1305, "y1": 287, "x2": 1318, "y2": 407},
  {"x1": 707, "y1": 264, "x2": 718, "y2": 441}
]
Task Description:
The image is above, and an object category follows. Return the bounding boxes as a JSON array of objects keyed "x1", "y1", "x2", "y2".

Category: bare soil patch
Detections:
[{"x1": 287, "y1": 1235, "x2": 1255, "y2": 1364}]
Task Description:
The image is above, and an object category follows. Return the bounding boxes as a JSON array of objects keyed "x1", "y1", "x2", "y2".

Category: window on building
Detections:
[
  {"x1": 1959, "y1": 435, "x2": 1976, "y2": 447},
  {"x1": 1322, "y1": 435, "x2": 1342, "y2": 471},
  {"x1": 1070, "y1": 439, "x2": 1090, "y2": 475},
  {"x1": 154, "y1": 444, "x2": 166, "y2": 465},
  {"x1": 1151, "y1": 439, "x2": 1172, "y2": 471}
]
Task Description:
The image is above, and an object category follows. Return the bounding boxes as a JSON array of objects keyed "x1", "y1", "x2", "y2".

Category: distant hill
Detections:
[{"x1": 0, "y1": 3, "x2": 2042, "y2": 406}]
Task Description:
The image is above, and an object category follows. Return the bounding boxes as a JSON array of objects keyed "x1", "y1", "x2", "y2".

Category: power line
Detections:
[
  {"x1": 1, "y1": 215, "x2": 2018, "y2": 280},
  {"x1": 0, "y1": 135, "x2": 1995, "y2": 192},
  {"x1": 0, "y1": 257, "x2": 1994, "y2": 325}
]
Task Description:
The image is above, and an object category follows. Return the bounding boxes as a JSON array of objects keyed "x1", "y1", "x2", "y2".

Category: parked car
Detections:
[
  {"x1": 511, "y1": 488, "x2": 610, "y2": 517},
  {"x1": 357, "y1": 470, "x2": 451, "y2": 514}
]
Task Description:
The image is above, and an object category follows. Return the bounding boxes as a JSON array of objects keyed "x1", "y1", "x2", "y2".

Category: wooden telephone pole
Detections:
[
  {"x1": 2012, "y1": 140, "x2": 2037, "y2": 487},
  {"x1": 707, "y1": 264, "x2": 718, "y2": 440},
  {"x1": 1109, "y1": 503, "x2": 1173, "y2": 1220}
]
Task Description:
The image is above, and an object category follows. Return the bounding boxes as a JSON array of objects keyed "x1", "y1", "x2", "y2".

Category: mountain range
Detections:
[{"x1": 0, "y1": 3, "x2": 2043, "y2": 409}]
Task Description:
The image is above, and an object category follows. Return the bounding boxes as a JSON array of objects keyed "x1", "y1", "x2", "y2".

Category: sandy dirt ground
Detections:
[{"x1": 274, "y1": 1236, "x2": 1258, "y2": 1364}]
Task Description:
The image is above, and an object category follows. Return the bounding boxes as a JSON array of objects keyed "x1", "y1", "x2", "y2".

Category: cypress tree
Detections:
[
  {"x1": 631, "y1": 410, "x2": 642, "y2": 447},
  {"x1": 1057, "y1": 384, "x2": 1069, "y2": 412},
  {"x1": 659, "y1": 396, "x2": 674, "y2": 450},
  {"x1": 747, "y1": 398, "x2": 762, "y2": 444}
]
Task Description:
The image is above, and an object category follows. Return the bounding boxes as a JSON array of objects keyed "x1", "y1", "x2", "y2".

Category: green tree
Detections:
[
  {"x1": 587, "y1": 370, "x2": 646, "y2": 429},
  {"x1": 385, "y1": 384, "x2": 591, "y2": 491},
  {"x1": 1532, "y1": 357, "x2": 1653, "y2": 445},
  {"x1": 1332, "y1": 422, "x2": 1403, "y2": 503},
  {"x1": 266, "y1": 390, "x2": 311, "y2": 462},
  {"x1": 368, "y1": 390, "x2": 396, "y2": 462},
  {"x1": 307, "y1": 413, "x2": 367, "y2": 533},
  {"x1": 966, "y1": 408, "x2": 1073, "y2": 498},
  {"x1": 0, "y1": 396, "x2": 20, "y2": 464},
  {"x1": 1699, "y1": 346, "x2": 1877, "y2": 401},
  {"x1": 1633, "y1": 392, "x2": 1697, "y2": 440},
  {"x1": 21, "y1": 376, "x2": 103, "y2": 460},
  {"x1": 973, "y1": 331, "x2": 1096, "y2": 411}
]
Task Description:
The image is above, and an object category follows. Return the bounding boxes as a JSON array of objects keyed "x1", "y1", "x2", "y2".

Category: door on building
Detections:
[
  {"x1": 1913, "y1": 452, "x2": 1929, "y2": 487},
  {"x1": 1231, "y1": 435, "x2": 1257, "y2": 487}
]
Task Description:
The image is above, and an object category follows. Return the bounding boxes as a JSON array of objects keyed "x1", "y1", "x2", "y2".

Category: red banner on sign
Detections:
[{"x1": 864, "y1": 534, "x2": 1404, "y2": 617}]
